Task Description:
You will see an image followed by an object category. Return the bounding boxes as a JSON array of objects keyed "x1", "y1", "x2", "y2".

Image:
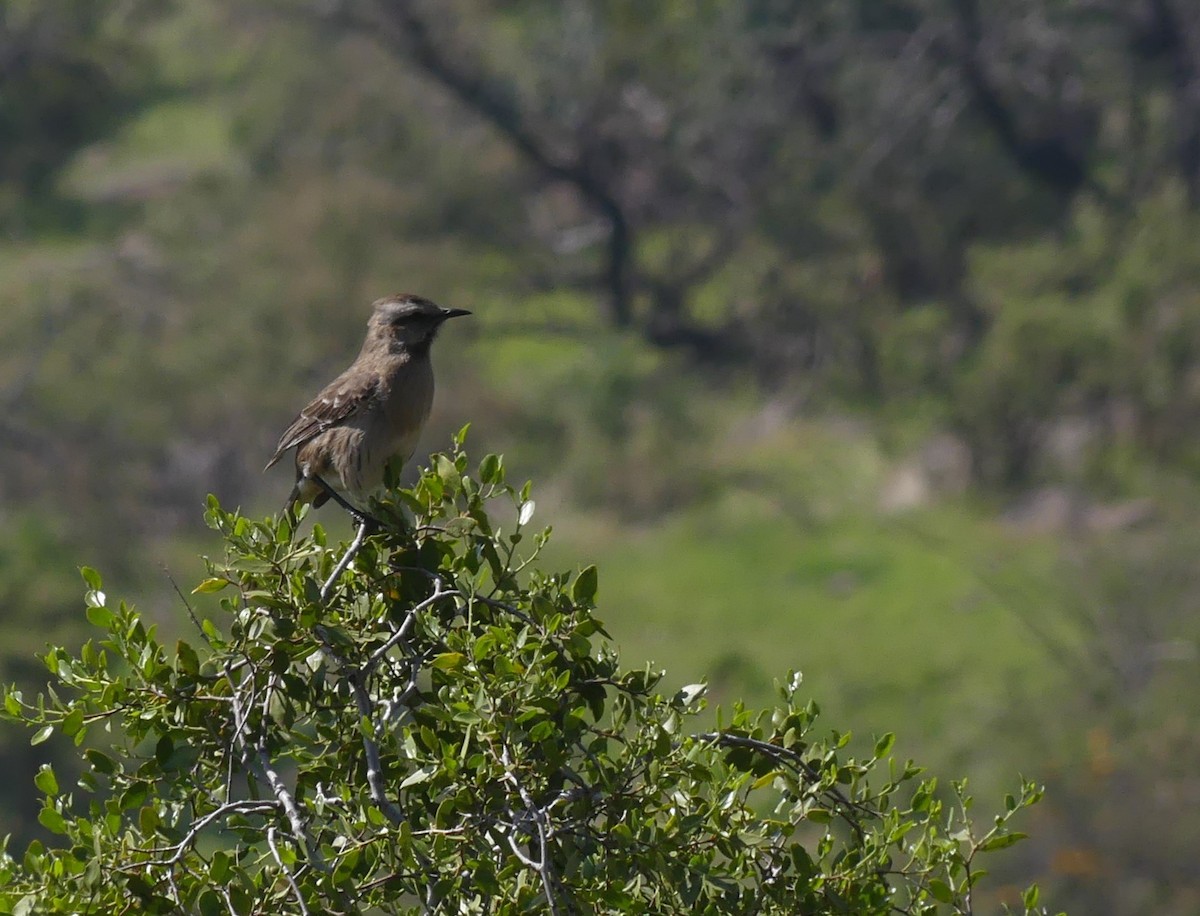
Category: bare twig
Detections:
[
  {"x1": 499, "y1": 746, "x2": 567, "y2": 916},
  {"x1": 469, "y1": 593, "x2": 537, "y2": 627},
  {"x1": 321, "y1": 518, "x2": 372, "y2": 600},
  {"x1": 224, "y1": 663, "x2": 329, "y2": 872},
  {"x1": 164, "y1": 567, "x2": 216, "y2": 648},
  {"x1": 309, "y1": 619, "x2": 409, "y2": 827},
  {"x1": 225, "y1": 668, "x2": 258, "y2": 803},
  {"x1": 255, "y1": 745, "x2": 326, "y2": 868},
  {"x1": 128, "y1": 800, "x2": 281, "y2": 869},
  {"x1": 347, "y1": 670, "x2": 407, "y2": 826},
  {"x1": 364, "y1": 583, "x2": 454, "y2": 673},
  {"x1": 694, "y1": 731, "x2": 870, "y2": 843},
  {"x1": 267, "y1": 825, "x2": 311, "y2": 916}
]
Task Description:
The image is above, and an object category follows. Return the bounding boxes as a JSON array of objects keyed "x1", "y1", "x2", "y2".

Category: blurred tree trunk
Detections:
[
  {"x1": 364, "y1": 2, "x2": 637, "y2": 328},
  {"x1": 319, "y1": 0, "x2": 785, "y2": 358}
]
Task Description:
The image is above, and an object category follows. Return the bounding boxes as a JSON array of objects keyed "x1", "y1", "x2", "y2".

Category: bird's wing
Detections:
[{"x1": 264, "y1": 370, "x2": 381, "y2": 470}]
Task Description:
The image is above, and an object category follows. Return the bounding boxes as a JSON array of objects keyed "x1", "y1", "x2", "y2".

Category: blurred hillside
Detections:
[{"x1": 2, "y1": 1, "x2": 1200, "y2": 912}]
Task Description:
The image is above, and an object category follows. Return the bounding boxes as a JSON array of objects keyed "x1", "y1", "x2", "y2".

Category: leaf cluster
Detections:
[{"x1": 0, "y1": 434, "x2": 1052, "y2": 914}]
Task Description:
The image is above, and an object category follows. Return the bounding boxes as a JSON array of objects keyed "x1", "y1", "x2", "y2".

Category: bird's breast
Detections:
[
  {"x1": 379, "y1": 355, "x2": 435, "y2": 459},
  {"x1": 339, "y1": 355, "x2": 434, "y2": 497}
]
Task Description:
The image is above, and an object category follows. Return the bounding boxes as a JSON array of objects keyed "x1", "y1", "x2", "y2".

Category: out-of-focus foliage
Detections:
[
  {"x1": 8, "y1": 0, "x2": 1200, "y2": 524},
  {"x1": 0, "y1": 0, "x2": 165, "y2": 225}
]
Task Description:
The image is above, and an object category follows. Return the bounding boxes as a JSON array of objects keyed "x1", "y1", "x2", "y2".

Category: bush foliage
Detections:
[{"x1": 0, "y1": 436, "x2": 1049, "y2": 914}]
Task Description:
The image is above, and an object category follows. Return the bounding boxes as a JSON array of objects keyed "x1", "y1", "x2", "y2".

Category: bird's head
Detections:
[{"x1": 367, "y1": 294, "x2": 471, "y2": 354}]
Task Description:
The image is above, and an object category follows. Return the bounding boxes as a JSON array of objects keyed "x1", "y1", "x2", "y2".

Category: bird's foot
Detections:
[
  {"x1": 311, "y1": 476, "x2": 387, "y2": 531},
  {"x1": 350, "y1": 511, "x2": 382, "y2": 535}
]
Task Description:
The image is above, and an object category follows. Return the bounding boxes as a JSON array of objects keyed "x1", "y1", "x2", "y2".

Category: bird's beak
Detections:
[{"x1": 440, "y1": 307, "x2": 472, "y2": 320}]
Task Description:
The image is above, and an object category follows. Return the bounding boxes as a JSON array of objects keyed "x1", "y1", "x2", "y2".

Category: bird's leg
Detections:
[
  {"x1": 321, "y1": 516, "x2": 371, "y2": 601},
  {"x1": 309, "y1": 474, "x2": 385, "y2": 599},
  {"x1": 311, "y1": 475, "x2": 383, "y2": 531}
]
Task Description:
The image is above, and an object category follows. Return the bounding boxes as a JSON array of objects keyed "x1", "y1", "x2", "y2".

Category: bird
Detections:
[{"x1": 265, "y1": 293, "x2": 470, "y2": 523}]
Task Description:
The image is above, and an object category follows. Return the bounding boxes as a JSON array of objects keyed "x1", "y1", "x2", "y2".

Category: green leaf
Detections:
[
  {"x1": 34, "y1": 766, "x2": 58, "y2": 796},
  {"x1": 85, "y1": 749, "x2": 115, "y2": 775},
  {"x1": 874, "y1": 732, "x2": 895, "y2": 758},
  {"x1": 751, "y1": 770, "x2": 779, "y2": 790},
  {"x1": 432, "y1": 652, "x2": 466, "y2": 671},
  {"x1": 572, "y1": 565, "x2": 599, "y2": 605},
  {"x1": 210, "y1": 851, "x2": 230, "y2": 884},
  {"x1": 61, "y1": 709, "x2": 84, "y2": 741},
  {"x1": 979, "y1": 831, "x2": 1028, "y2": 851},
  {"x1": 80, "y1": 567, "x2": 102, "y2": 590},
  {"x1": 435, "y1": 454, "x2": 457, "y2": 483},
  {"x1": 191, "y1": 577, "x2": 230, "y2": 595},
  {"x1": 37, "y1": 806, "x2": 67, "y2": 835},
  {"x1": 139, "y1": 805, "x2": 159, "y2": 837},
  {"x1": 30, "y1": 725, "x2": 53, "y2": 746},
  {"x1": 198, "y1": 891, "x2": 223, "y2": 916},
  {"x1": 400, "y1": 765, "x2": 437, "y2": 789},
  {"x1": 333, "y1": 846, "x2": 362, "y2": 884},
  {"x1": 121, "y1": 782, "x2": 150, "y2": 810},
  {"x1": 1022, "y1": 883, "x2": 1040, "y2": 908},
  {"x1": 479, "y1": 453, "x2": 501, "y2": 485},
  {"x1": 85, "y1": 603, "x2": 114, "y2": 628},
  {"x1": 155, "y1": 734, "x2": 174, "y2": 766},
  {"x1": 228, "y1": 885, "x2": 254, "y2": 916},
  {"x1": 928, "y1": 878, "x2": 954, "y2": 903},
  {"x1": 176, "y1": 641, "x2": 200, "y2": 676}
]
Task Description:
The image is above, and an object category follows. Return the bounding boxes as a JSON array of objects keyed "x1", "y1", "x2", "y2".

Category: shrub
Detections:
[{"x1": 0, "y1": 433, "x2": 1050, "y2": 914}]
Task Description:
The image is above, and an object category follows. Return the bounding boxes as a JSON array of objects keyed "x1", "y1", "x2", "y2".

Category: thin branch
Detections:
[
  {"x1": 224, "y1": 663, "x2": 330, "y2": 872},
  {"x1": 256, "y1": 743, "x2": 327, "y2": 868},
  {"x1": 694, "y1": 731, "x2": 869, "y2": 843},
  {"x1": 225, "y1": 668, "x2": 257, "y2": 803},
  {"x1": 310, "y1": 621, "x2": 409, "y2": 826},
  {"x1": 129, "y1": 800, "x2": 281, "y2": 868},
  {"x1": 364, "y1": 582, "x2": 454, "y2": 673},
  {"x1": 499, "y1": 746, "x2": 567, "y2": 916},
  {"x1": 469, "y1": 593, "x2": 537, "y2": 627},
  {"x1": 321, "y1": 517, "x2": 371, "y2": 600},
  {"x1": 164, "y1": 566, "x2": 218, "y2": 649},
  {"x1": 267, "y1": 825, "x2": 311, "y2": 916},
  {"x1": 356, "y1": 869, "x2": 426, "y2": 894},
  {"x1": 165, "y1": 872, "x2": 181, "y2": 909},
  {"x1": 349, "y1": 671, "x2": 407, "y2": 825}
]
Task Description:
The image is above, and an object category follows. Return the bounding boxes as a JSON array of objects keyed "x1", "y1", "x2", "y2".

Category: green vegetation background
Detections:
[{"x1": 2, "y1": 2, "x2": 1200, "y2": 913}]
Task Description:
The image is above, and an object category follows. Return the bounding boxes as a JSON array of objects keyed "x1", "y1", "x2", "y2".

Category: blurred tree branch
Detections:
[
  {"x1": 279, "y1": 0, "x2": 810, "y2": 359},
  {"x1": 325, "y1": 0, "x2": 637, "y2": 329},
  {"x1": 947, "y1": 0, "x2": 1097, "y2": 200}
]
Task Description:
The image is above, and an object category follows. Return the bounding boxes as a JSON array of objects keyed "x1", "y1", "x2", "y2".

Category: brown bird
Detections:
[{"x1": 266, "y1": 294, "x2": 470, "y2": 522}]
